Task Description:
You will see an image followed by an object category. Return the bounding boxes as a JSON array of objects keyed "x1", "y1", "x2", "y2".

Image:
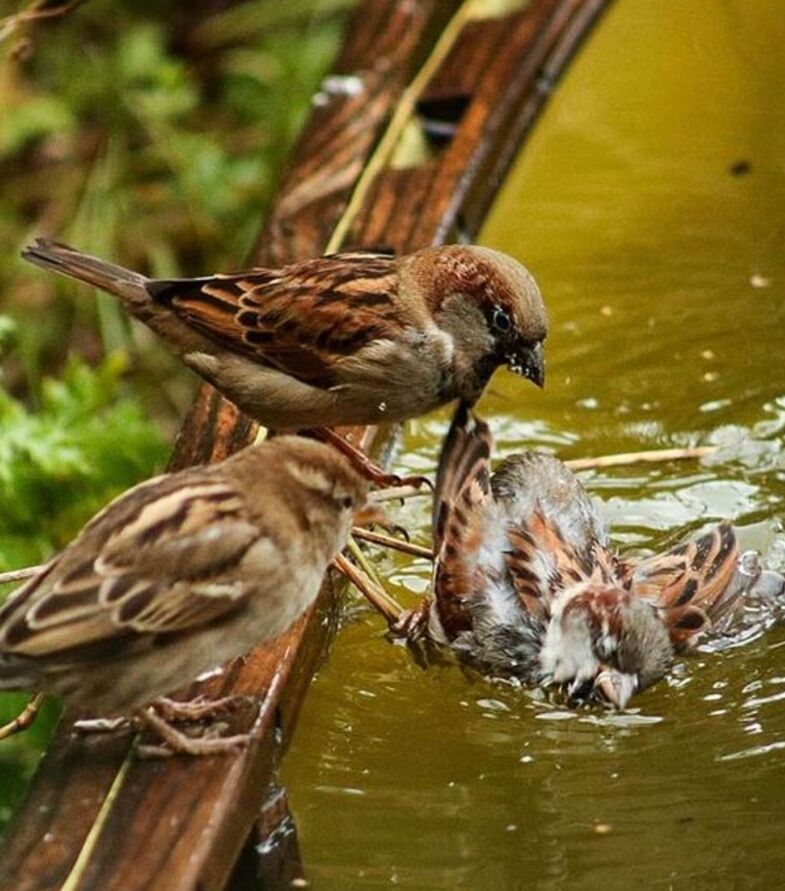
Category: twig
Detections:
[
  {"x1": 565, "y1": 445, "x2": 717, "y2": 472},
  {"x1": 345, "y1": 535, "x2": 386, "y2": 592},
  {"x1": 367, "y1": 485, "x2": 429, "y2": 503},
  {"x1": 0, "y1": 692, "x2": 46, "y2": 742},
  {"x1": 366, "y1": 446, "x2": 717, "y2": 499},
  {"x1": 0, "y1": 564, "x2": 44, "y2": 586},
  {"x1": 0, "y1": 0, "x2": 85, "y2": 44},
  {"x1": 351, "y1": 527, "x2": 433, "y2": 560},
  {"x1": 333, "y1": 553, "x2": 402, "y2": 624}
]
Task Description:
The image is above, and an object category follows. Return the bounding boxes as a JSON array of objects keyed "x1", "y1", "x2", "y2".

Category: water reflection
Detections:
[{"x1": 284, "y1": 0, "x2": 785, "y2": 887}]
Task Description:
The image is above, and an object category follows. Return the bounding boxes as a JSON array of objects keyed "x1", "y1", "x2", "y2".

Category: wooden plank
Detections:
[
  {"x1": 346, "y1": 0, "x2": 609, "y2": 248},
  {"x1": 0, "y1": 1, "x2": 610, "y2": 889}
]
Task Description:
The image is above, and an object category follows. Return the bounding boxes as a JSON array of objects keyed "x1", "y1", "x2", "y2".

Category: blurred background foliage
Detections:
[{"x1": 0, "y1": 0, "x2": 351, "y2": 575}]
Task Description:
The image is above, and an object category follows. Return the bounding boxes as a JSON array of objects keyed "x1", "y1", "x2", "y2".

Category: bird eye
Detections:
[
  {"x1": 491, "y1": 306, "x2": 511, "y2": 332},
  {"x1": 340, "y1": 495, "x2": 354, "y2": 509}
]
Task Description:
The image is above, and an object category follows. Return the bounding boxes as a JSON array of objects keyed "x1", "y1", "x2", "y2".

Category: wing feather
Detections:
[
  {"x1": 146, "y1": 251, "x2": 400, "y2": 386},
  {"x1": 0, "y1": 476, "x2": 262, "y2": 658},
  {"x1": 623, "y1": 522, "x2": 743, "y2": 648}
]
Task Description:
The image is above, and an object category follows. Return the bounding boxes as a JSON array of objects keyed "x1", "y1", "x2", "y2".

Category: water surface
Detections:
[{"x1": 282, "y1": 1, "x2": 785, "y2": 887}]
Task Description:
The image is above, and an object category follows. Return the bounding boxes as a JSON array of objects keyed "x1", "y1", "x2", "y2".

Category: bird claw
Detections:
[
  {"x1": 388, "y1": 473, "x2": 434, "y2": 493},
  {"x1": 391, "y1": 601, "x2": 430, "y2": 641},
  {"x1": 352, "y1": 508, "x2": 411, "y2": 544},
  {"x1": 150, "y1": 694, "x2": 252, "y2": 723},
  {"x1": 134, "y1": 705, "x2": 253, "y2": 758}
]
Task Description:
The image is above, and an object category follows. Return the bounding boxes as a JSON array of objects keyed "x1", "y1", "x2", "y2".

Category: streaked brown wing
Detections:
[
  {"x1": 623, "y1": 522, "x2": 740, "y2": 647},
  {"x1": 432, "y1": 404, "x2": 494, "y2": 639},
  {"x1": 505, "y1": 511, "x2": 616, "y2": 621},
  {"x1": 146, "y1": 251, "x2": 400, "y2": 386},
  {"x1": 0, "y1": 479, "x2": 261, "y2": 658}
]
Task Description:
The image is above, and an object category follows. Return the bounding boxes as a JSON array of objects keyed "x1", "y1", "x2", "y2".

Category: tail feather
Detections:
[{"x1": 22, "y1": 238, "x2": 150, "y2": 306}]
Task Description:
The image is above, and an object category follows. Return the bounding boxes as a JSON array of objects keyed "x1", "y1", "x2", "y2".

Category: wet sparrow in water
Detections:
[
  {"x1": 401, "y1": 404, "x2": 783, "y2": 708},
  {"x1": 0, "y1": 437, "x2": 366, "y2": 754},
  {"x1": 22, "y1": 240, "x2": 547, "y2": 430}
]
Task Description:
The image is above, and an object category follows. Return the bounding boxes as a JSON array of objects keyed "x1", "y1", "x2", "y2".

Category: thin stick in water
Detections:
[
  {"x1": 333, "y1": 553, "x2": 403, "y2": 624},
  {"x1": 351, "y1": 527, "x2": 433, "y2": 560},
  {"x1": 367, "y1": 485, "x2": 429, "y2": 503},
  {"x1": 565, "y1": 445, "x2": 716, "y2": 471}
]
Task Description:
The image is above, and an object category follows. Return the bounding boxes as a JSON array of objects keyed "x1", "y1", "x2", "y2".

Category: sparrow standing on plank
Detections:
[
  {"x1": 403, "y1": 404, "x2": 783, "y2": 708},
  {"x1": 22, "y1": 240, "x2": 547, "y2": 429},
  {"x1": 0, "y1": 437, "x2": 366, "y2": 755}
]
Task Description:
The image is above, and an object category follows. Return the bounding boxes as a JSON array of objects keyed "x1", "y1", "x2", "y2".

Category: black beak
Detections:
[{"x1": 508, "y1": 341, "x2": 545, "y2": 388}]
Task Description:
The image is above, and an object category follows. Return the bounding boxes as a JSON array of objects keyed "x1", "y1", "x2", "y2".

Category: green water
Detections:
[{"x1": 282, "y1": 1, "x2": 785, "y2": 888}]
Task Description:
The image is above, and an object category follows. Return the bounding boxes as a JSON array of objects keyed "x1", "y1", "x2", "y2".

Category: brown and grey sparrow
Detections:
[
  {"x1": 400, "y1": 404, "x2": 783, "y2": 708},
  {"x1": 0, "y1": 436, "x2": 366, "y2": 754},
  {"x1": 22, "y1": 240, "x2": 547, "y2": 430}
]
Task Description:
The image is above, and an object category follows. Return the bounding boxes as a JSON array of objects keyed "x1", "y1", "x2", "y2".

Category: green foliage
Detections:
[
  {"x1": 0, "y1": 0, "x2": 347, "y2": 410},
  {"x1": 0, "y1": 348, "x2": 168, "y2": 572},
  {"x1": 0, "y1": 343, "x2": 166, "y2": 812}
]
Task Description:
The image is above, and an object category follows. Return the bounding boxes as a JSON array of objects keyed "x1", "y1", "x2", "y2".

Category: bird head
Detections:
[
  {"x1": 404, "y1": 245, "x2": 547, "y2": 401},
  {"x1": 541, "y1": 584, "x2": 674, "y2": 710}
]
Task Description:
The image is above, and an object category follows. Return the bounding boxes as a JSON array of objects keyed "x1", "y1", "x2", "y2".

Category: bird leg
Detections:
[
  {"x1": 150, "y1": 694, "x2": 251, "y2": 723},
  {"x1": 390, "y1": 600, "x2": 431, "y2": 641},
  {"x1": 72, "y1": 696, "x2": 249, "y2": 734},
  {"x1": 134, "y1": 705, "x2": 252, "y2": 758},
  {"x1": 303, "y1": 427, "x2": 432, "y2": 491},
  {"x1": 0, "y1": 692, "x2": 46, "y2": 741}
]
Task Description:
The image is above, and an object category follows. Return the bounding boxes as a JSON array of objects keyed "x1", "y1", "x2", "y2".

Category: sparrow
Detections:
[
  {"x1": 401, "y1": 404, "x2": 783, "y2": 708},
  {"x1": 0, "y1": 436, "x2": 367, "y2": 754},
  {"x1": 22, "y1": 240, "x2": 547, "y2": 430}
]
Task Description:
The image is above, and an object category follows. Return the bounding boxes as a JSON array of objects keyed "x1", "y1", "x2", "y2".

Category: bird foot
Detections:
[
  {"x1": 0, "y1": 692, "x2": 46, "y2": 742},
  {"x1": 150, "y1": 694, "x2": 252, "y2": 723},
  {"x1": 134, "y1": 705, "x2": 252, "y2": 758},
  {"x1": 391, "y1": 601, "x2": 431, "y2": 641}
]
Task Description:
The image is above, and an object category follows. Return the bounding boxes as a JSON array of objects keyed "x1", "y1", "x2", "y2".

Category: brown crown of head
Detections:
[{"x1": 403, "y1": 245, "x2": 548, "y2": 389}]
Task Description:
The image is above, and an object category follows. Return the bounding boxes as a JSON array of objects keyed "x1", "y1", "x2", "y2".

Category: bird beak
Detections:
[
  {"x1": 594, "y1": 668, "x2": 638, "y2": 710},
  {"x1": 507, "y1": 341, "x2": 545, "y2": 388}
]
